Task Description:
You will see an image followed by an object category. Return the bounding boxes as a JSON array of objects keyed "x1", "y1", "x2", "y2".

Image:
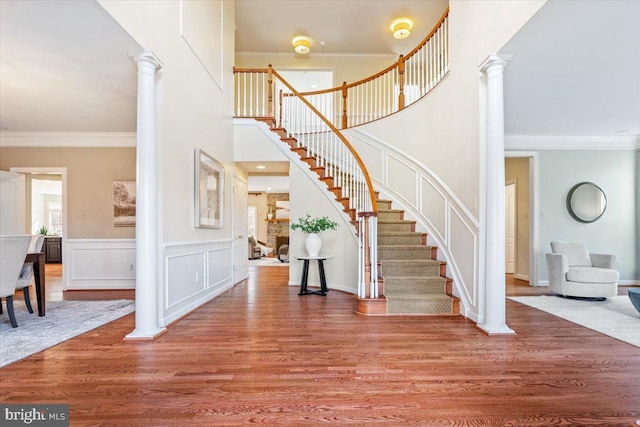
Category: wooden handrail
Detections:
[
  {"x1": 403, "y1": 8, "x2": 450, "y2": 61},
  {"x1": 277, "y1": 7, "x2": 449, "y2": 97},
  {"x1": 233, "y1": 7, "x2": 449, "y2": 129},
  {"x1": 271, "y1": 67, "x2": 378, "y2": 214}
]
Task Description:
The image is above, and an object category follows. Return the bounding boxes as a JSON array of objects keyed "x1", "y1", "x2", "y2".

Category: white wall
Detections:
[
  {"x1": 359, "y1": 0, "x2": 545, "y2": 214},
  {"x1": 350, "y1": 0, "x2": 545, "y2": 321},
  {"x1": 100, "y1": 0, "x2": 237, "y2": 325},
  {"x1": 288, "y1": 161, "x2": 358, "y2": 293},
  {"x1": 538, "y1": 149, "x2": 638, "y2": 281}
]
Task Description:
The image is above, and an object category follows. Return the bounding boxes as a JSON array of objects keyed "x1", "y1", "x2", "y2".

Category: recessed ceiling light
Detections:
[{"x1": 256, "y1": 165, "x2": 266, "y2": 169}]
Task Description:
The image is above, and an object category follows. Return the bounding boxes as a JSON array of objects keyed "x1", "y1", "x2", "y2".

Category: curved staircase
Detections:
[
  {"x1": 377, "y1": 197, "x2": 459, "y2": 315},
  {"x1": 259, "y1": 115, "x2": 459, "y2": 316}
]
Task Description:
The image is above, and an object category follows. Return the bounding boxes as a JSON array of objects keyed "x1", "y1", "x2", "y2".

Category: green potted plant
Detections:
[
  {"x1": 290, "y1": 214, "x2": 338, "y2": 257},
  {"x1": 37, "y1": 226, "x2": 48, "y2": 236}
]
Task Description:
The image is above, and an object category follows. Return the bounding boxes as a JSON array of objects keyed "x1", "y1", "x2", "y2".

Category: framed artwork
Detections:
[
  {"x1": 113, "y1": 180, "x2": 136, "y2": 227},
  {"x1": 195, "y1": 149, "x2": 224, "y2": 228}
]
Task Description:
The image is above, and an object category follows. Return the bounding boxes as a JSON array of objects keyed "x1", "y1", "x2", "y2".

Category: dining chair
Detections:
[
  {"x1": 15, "y1": 234, "x2": 46, "y2": 314},
  {"x1": 0, "y1": 235, "x2": 32, "y2": 327}
]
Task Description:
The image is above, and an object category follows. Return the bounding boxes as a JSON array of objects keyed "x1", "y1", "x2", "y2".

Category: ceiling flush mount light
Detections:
[
  {"x1": 390, "y1": 18, "x2": 413, "y2": 39},
  {"x1": 256, "y1": 165, "x2": 266, "y2": 169},
  {"x1": 292, "y1": 36, "x2": 311, "y2": 55}
]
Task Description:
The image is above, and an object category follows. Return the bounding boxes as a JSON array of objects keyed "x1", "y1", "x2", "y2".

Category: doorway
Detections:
[
  {"x1": 232, "y1": 175, "x2": 249, "y2": 284},
  {"x1": 505, "y1": 182, "x2": 516, "y2": 274},
  {"x1": 504, "y1": 153, "x2": 540, "y2": 286},
  {"x1": 11, "y1": 167, "x2": 68, "y2": 290}
]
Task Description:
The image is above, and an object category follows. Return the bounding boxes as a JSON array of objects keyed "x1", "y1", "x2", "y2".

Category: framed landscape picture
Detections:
[
  {"x1": 195, "y1": 148, "x2": 224, "y2": 228},
  {"x1": 113, "y1": 180, "x2": 136, "y2": 227}
]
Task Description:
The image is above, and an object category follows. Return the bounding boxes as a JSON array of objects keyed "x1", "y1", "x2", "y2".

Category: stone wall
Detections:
[{"x1": 266, "y1": 193, "x2": 289, "y2": 251}]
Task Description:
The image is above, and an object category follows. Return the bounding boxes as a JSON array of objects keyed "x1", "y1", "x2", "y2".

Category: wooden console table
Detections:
[{"x1": 24, "y1": 252, "x2": 46, "y2": 316}]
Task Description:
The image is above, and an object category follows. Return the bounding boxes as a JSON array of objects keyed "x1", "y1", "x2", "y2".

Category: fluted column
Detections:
[
  {"x1": 477, "y1": 55, "x2": 514, "y2": 335},
  {"x1": 126, "y1": 51, "x2": 165, "y2": 340}
]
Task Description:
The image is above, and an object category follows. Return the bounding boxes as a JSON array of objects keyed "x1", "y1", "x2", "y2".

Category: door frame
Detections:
[
  {"x1": 232, "y1": 174, "x2": 248, "y2": 284},
  {"x1": 11, "y1": 166, "x2": 68, "y2": 289},
  {"x1": 505, "y1": 180, "x2": 517, "y2": 275},
  {"x1": 504, "y1": 152, "x2": 539, "y2": 286}
]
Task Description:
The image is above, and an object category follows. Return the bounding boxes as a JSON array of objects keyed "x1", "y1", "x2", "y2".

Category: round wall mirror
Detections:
[{"x1": 566, "y1": 182, "x2": 607, "y2": 223}]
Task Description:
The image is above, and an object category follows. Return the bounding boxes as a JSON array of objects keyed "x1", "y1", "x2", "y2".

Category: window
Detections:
[
  {"x1": 247, "y1": 206, "x2": 257, "y2": 239},
  {"x1": 46, "y1": 200, "x2": 62, "y2": 235}
]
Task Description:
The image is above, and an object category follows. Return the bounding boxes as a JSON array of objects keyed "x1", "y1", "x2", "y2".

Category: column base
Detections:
[
  {"x1": 124, "y1": 327, "x2": 167, "y2": 341},
  {"x1": 475, "y1": 322, "x2": 515, "y2": 335}
]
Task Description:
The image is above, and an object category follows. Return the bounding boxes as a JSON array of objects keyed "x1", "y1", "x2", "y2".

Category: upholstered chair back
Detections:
[
  {"x1": 0, "y1": 235, "x2": 31, "y2": 298},
  {"x1": 16, "y1": 234, "x2": 45, "y2": 290},
  {"x1": 550, "y1": 241, "x2": 592, "y2": 267}
]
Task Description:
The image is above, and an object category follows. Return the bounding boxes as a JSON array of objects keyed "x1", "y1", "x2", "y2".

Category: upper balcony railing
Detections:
[{"x1": 234, "y1": 8, "x2": 449, "y2": 130}]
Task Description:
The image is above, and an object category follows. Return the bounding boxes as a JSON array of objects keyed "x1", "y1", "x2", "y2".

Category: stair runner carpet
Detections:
[{"x1": 377, "y1": 199, "x2": 456, "y2": 315}]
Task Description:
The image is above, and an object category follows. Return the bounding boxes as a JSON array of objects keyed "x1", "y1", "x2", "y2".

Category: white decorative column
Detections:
[
  {"x1": 126, "y1": 52, "x2": 165, "y2": 340},
  {"x1": 477, "y1": 55, "x2": 514, "y2": 335}
]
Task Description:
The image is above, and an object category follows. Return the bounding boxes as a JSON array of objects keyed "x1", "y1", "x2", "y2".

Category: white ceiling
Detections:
[
  {"x1": 0, "y1": 0, "x2": 142, "y2": 132},
  {"x1": 500, "y1": 0, "x2": 640, "y2": 137},
  {"x1": 235, "y1": 0, "x2": 448, "y2": 56},
  {"x1": 0, "y1": 0, "x2": 638, "y2": 141}
]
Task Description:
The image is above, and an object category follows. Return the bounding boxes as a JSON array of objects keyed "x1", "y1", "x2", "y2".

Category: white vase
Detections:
[{"x1": 304, "y1": 233, "x2": 322, "y2": 257}]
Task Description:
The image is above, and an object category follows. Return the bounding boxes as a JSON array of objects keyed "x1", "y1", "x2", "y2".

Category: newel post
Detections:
[
  {"x1": 267, "y1": 64, "x2": 274, "y2": 117},
  {"x1": 398, "y1": 55, "x2": 405, "y2": 110},
  {"x1": 341, "y1": 82, "x2": 348, "y2": 129}
]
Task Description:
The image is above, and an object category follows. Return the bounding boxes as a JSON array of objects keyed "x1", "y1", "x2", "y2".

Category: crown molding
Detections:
[
  {"x1": 505, "y1": 135, "x2": 639, "y2": 151},
  {"x1": 235, "y1": 51, "x2": 397, "y2": 59},
  {"x1": 0, "y1": 132, "x2": 136, "y2": 148}
]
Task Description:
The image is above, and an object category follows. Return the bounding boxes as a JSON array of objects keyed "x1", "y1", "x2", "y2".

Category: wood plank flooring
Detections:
[{"x1": 1, "y1": 266, "x2": 639, "y2": 426}]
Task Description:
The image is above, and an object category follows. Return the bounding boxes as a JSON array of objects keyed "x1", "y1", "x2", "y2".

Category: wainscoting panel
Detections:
[
  {"x1": 166, "y1": 252, "x2": 206, "y2": 309},
  {"x1": 208, "y1": 247, "x2": 232, "y2": 290},
  {"x1": 66, "y1": 239, "x2": 135, "y2": 290},
  {"x1": 386, "y1": 154, "x2": 417, "y2": 208},
  {"x1": 349, "y1": 129, "x2": 481, "y2": 321},
  {"x1": 162, "y1": 239, "x2": 234, "y2": 326}
]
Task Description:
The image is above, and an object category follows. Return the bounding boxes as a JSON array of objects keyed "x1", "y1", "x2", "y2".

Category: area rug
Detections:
[
  {"x1": 248, "y1": 258, "x2": 289, "y2": 266},
  {"x1": 509, "y1": 295, "x2": 640, "y2": 348},
  {"x1": 0, "y1": 299, "x2": 135, "y2": 367}
]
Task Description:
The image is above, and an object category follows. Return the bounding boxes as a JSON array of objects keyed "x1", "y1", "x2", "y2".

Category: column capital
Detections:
[
  {"x1": 134, "y1": 51, "x2": 163, "y2": 71},
  {"x1": 479, "y1": 54, "x2": 511, "y2": 74}
]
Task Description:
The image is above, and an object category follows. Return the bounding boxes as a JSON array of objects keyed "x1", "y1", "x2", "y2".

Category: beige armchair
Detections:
[
  {"x1": 545, "y1": 241, "x2": 618, "y2": 300},
  {"x1": 1, "y1": 235, "x2": 32, "y2": 327}
]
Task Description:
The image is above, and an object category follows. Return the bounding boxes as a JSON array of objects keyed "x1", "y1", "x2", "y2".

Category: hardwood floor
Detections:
[{"x1": 2, "y1": 266, "x2": 639, "y2": 426}]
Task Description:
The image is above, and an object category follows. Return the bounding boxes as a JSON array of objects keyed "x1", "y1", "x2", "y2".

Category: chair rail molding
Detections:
[
  {"x1": 0, "y1": 132, "x2": 136, "y2": 147},
  {"x1": 162, "y1": 239, "x2": 234, "y2": 327}
]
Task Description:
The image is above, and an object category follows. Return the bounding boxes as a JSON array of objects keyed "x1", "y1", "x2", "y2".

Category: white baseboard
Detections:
[
  {"x1": 162, "y1": 239, "x2": 233, "y2": 326},
  {"x1": 514, "y1": 273, "x2": 530, "y2": 282}
]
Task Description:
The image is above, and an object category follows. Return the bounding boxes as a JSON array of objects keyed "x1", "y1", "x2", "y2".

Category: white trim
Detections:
[
  {"x1": 504, "y1": 151, "x2": 540, "y2": 287},
  {"x1": 0, "y1": 132, "x2": 136, "y2": 147},
  {"x1": 65, "y1": 238, "x2": 135, "y2": 290},
  {"x1": 236, "y1": 51, "x2": 397, "y2": 59},
  {"x1": 162, "y1": 239, "x2": 234, "y2": 326},
  {"x1": 10, "y1": 166, "x2": 69, "y2": 289},
  {"x1": 505, "y1": 135, "x2": 639, "y2": 151},
  {"x1": 348, "y1": 129, "x2": 480, "y2": 322},
  {"x1": 514, "y1": 273, "x2": 530, "y2": 282}
]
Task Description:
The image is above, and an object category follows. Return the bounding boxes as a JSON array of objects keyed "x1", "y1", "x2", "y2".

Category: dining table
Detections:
[{"x1": 24, "y1": 252, "x2": 46, "y2": 316}]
